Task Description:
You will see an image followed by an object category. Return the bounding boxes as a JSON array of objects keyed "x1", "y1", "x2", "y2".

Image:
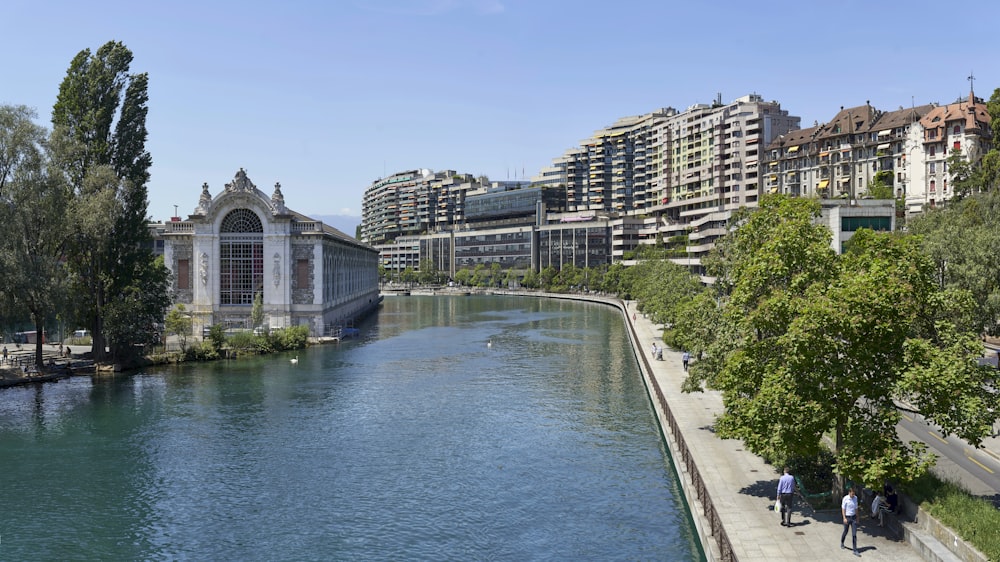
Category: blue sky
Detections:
[{"x1": 5, "y1": 0, "x2": 998, "y2": 222}]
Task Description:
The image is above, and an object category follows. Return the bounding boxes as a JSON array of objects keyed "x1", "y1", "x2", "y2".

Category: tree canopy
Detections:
[
  {"x1": 0, "y1": 105, "x2": 72, "y2": 367},
  {"x1": 679, "y1": 195, "x2": 999, "y2": 488}
]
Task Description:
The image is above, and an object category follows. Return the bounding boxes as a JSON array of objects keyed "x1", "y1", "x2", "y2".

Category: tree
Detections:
[
  {"x1": 0, "y1": 105, "x2": 72, "y2": 369},
  {"x1": 947, "y1": 148, "x2": 977, "y2": 200},
  {"x1": 520, "y1": 269, "x2": 538, "y2": 289},
  {"x1": 619, "y1": 259, "x2": 702, "y2": 327},
  {"x1": 377, "y1": 264, "x2": 387, "y2": 290},
  {"x1": 400, "y1": 266, "x2": 417, "y2": 287},
  {"x1": 103, "y1": 254, "x2": 171, "y2": 362},
  {"x1": 684, "y1": 195, "x2": 999, "y2": 489},
  {"x1": 489, "y1": 262, "x2": 503, "y2": 287},
  {"x1": 866, "y1": 170, "x2": 894, "y2": 200},
  {"x1": 250, "y1": 291, "x2": 264, "y2": 330},
  {"x1": 165, "y1": 303, "x2": 192, "y2": 352},
  {"x1": 417, "y1": 259, "x2": 437, "y2": 285},
  {"x1": 50, "y1": 41, "x2": 167, "y2": 362},
  {"x1": 908, "y1": 190, "x2": 1000, "y2": 336}
]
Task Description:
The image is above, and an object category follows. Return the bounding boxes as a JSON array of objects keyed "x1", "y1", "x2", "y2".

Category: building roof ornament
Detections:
[
  {"x1": 195, "y1": 182, "x2": 213, "y2": 214},
  {"x1": 272, "y1": 182, "x2": 287, "y2": 214},
  {"x1": 225, "y1": 168, "x2": 256, "y2": 193}
]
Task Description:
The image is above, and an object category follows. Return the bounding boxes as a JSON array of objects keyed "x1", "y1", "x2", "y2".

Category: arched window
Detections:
[
  {"x1": 221, "y1": 208, "x2": 263, "y2": 233},
  {"x1": 219, "y1": 209, "x2": 263, "y2": 306}
]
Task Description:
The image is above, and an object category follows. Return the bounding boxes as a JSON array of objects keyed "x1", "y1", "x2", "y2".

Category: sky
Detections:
[{"x1": 5, "y1": 0, "x2": 999, "y2": 223}]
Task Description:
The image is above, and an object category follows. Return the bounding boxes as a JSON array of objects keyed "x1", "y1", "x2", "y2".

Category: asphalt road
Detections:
[{"x1": 896, "y1": 408, "x2": 1000, "y2": 505}]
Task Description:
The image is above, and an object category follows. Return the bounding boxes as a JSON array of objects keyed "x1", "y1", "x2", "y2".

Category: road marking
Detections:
[
  {"x1": 901, "y1": 413, "x2": 914, "y2": 422},
  {"x1": 928, "y1": 431, "x2": 948, "y2": 444},
  {"x1": 966, "y1": 454, "x2": 995, "y2": 474}
]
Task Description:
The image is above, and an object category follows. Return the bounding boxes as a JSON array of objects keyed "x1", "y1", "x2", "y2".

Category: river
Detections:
[{"x1": 0, "y1": 295, "x2": 703, "y2": 561}]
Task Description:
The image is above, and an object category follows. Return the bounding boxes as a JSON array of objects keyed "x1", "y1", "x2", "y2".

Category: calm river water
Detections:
[{"x1": 0, "y1": 295, "x2": 703, "y2": 561}]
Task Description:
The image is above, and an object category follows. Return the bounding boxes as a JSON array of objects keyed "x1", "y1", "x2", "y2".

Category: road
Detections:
[{"x1": 896, "y1": 407, "x2": 1000, "y2": 506}]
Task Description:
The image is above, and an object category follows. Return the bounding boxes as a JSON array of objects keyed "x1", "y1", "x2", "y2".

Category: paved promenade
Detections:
[{"x1": 623, "y1": 300, "x2": 930, "y2": 561}]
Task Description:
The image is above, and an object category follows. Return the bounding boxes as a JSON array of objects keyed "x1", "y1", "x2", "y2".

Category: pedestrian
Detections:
[
  {"x1": 682, "y1": 351, "x2": 690, "y2": 371},
  {"x1": 841, "y1": 487, "x2": 861, "y2": 556},
  {"x1": 871, "y1": 491, "x2": 890, "y2": 527},
  {"x1": 2, "y1": 345, "x2": 7, "y2": 364},
  {"x1": 776, "y1": 467, "x2": 795, "y2": 526}
]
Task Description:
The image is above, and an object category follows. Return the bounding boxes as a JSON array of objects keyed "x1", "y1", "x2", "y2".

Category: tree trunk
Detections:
[
  {"x1": 34, "y1": 318, "x2": 45, "y2": 371},
  {"x1": 834, "y1": 418, "x2": 844, "y2": 500},
  {"x1": 91, "y1": 283, "x2": 107, "y2": 362}
]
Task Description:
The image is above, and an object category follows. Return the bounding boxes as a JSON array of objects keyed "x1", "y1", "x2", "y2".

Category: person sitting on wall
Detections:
[
  {"x1": 884, "y1": 484, "x2": 899, "y2": 514},
  {"x1": 871, "y1": 491, "x2": 891, "y2": 527}
]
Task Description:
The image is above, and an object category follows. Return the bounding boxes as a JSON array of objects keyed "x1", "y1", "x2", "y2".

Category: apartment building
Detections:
[
  {"x1": 908, "y1": 90, "x2": 992, "y2": 211},
  {"x1": 765, "y1": 103, "x2": 934, "y2": 204},
  {"x1": 764, "y1": 88, "x2": 992, "y2": 216},
  {"x1": 546, "y1": 109, "x2": 677, "y2": 214},
  {"x1": 360, "y1": 169, "x2": 482, "y2": 245},
  {"x1": 363, "y1": 89, "x2": 994, "y2": 280}
]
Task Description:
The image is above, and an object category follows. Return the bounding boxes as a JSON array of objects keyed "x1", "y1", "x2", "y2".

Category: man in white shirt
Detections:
[{"x1": 841, "y1": 487, "x2": 861, "y2": 556}]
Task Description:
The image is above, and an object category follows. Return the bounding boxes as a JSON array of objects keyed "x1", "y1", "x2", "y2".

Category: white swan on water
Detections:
[
  {"x1": 487, "y1": 340, "x2": 492, "y2": 348},
  {"x1": 290, "y1": 356, "x2": 298, "y2": 364}
]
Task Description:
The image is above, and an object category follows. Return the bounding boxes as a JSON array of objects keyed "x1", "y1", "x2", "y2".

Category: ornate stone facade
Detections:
[{"x1": 161, "y1": 169, "x2": 380, "y2": 336}]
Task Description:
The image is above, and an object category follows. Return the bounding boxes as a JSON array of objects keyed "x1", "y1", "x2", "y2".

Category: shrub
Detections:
[
  {"x1": 226, "y1": 331, "x2": 267, "y2": 355},
  {"x1": 268, "y1": 326, "x2": 309, "y2": 351},
  {"x1": 185, "y1": 341, "x2": 220, "y2": 361}
]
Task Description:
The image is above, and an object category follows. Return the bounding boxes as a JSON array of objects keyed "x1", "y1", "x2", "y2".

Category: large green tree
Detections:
[
  {"x1": 0, "y1": 105, "x2": 72, "y2": 368},
  {"x1": 909, "y1": 190, "x2": 1000, "y2": 336},
  {"x1": 685, "y1": 195, "x2": 999, "y2": 489},
  {"x1": 50, "y1": 41, "x2": 167, "y2": 362}
]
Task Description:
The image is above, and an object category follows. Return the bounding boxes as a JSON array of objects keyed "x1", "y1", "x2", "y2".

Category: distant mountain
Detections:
[{"x1": 313, "y1": 215, "x2": 361, "y2": 238}]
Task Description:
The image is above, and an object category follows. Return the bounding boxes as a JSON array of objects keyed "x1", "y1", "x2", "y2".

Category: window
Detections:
[
  {"x1": 177, "y1": 259, "x2": 190, "y2": 290},
  {"x1": 219, "y1": 208, "x2": 263, "y2": 306},
  {"x1": 930, "y1": 146, "x2": 935, "y2": 157},
  {"x1": 954, "y1": 125, "x2": 961, "y2": 134},
  {"x1": 930, "y1": 180, "x2": 936, "y2": 193},
  {"x1": 841, "y1": 216, "x2": 891, "y2": 232},
  {"x1": 295, "y1": 259, "x2": 309, "y2": 289},
  {"x1": 930, "y1": 162, "x2": 936, "y2": 173}
]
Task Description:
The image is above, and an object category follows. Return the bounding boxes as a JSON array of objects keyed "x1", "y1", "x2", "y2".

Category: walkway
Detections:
[{"x1": 624, "y1": 300, "x2": 930, "y2": 561}]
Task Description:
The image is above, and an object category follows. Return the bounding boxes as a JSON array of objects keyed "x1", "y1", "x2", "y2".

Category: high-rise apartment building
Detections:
[
  {"x1": 360, "y1": 169, "x2": 482, "y2": 245},
  {"x1": 533, "y1": 94, "x2": 800, "y2": 262}
]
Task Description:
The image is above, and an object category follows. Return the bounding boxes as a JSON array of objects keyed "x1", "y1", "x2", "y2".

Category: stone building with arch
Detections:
[{"x1": 162, "y1": 169, "x2": 380, "y2": 336}]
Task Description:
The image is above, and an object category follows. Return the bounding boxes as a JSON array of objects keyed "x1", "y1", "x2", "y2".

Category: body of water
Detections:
[{"x1": 0, "y1": 295, "x2": 702, "y2": 560}]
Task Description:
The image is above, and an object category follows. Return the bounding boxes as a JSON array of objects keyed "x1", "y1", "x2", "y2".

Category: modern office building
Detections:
[{"x1": 161, "y1": 169, "x2": 380, "y2": 336}]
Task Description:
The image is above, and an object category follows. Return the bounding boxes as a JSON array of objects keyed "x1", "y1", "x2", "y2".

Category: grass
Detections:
[{"x1": 902, "y1": 472, "x2": 1000, "y2": 561}]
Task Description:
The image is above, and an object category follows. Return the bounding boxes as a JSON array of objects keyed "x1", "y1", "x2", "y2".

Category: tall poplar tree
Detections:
[{"x1": 50, "y1": 41, "x2": 168, "y2": 362}]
